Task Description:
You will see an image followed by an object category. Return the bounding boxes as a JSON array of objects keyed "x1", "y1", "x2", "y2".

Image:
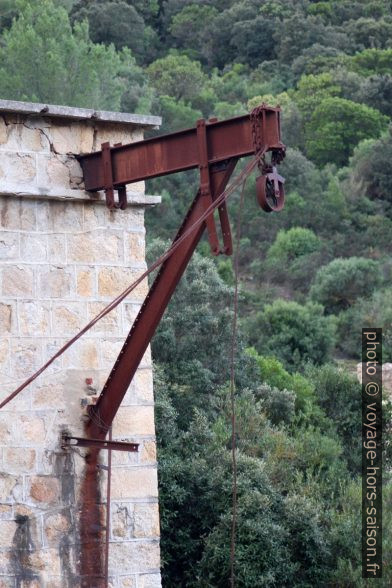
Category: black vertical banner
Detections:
[{"x1": 362, "y1": 328, "x2": 382, "y2": 578}]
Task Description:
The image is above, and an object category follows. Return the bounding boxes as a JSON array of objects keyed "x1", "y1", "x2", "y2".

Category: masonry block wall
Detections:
[{"x1": 0, "y1": 100, "x2": 162, "y2": 588}]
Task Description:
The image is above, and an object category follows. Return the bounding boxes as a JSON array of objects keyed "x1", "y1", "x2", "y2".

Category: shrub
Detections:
[
  {"x1": 310, "y1": 257, "x2": 382, "y2": 313},
  {"x1": 248, "y1": 299, "x2": 336, "y2": 370}
]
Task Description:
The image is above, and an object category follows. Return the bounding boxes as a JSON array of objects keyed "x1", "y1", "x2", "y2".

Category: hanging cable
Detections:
[
  {"x1": 229, "y1": 174, "x2": 247, "y2": 588},
  {"x1": 0, "y1": 152, "x2": 265, "y2": 411}
]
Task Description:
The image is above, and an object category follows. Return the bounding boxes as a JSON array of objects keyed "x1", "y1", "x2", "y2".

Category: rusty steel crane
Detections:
[{"x1": 26, "y1": 104, "x2": 285, "y2": 585}]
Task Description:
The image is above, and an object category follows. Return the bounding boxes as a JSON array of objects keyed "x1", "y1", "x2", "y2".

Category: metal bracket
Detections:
[
  {"x1": 196, "y1": 119, "x2": 220, "y2": 255},
  {"x1": 62, "y1": 435, "x2": 138, "y2": 452},
  {"x1": 196, "y1": 121, "x2": 236, "y2": 255},
  {"x1": 101, "y1": 142, "x2": 127, "y2": 210}
]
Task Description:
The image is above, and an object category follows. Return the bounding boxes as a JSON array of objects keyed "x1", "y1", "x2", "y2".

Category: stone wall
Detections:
[{"x1": 0, "y1": 102, "x2": 161, "y2": 587}]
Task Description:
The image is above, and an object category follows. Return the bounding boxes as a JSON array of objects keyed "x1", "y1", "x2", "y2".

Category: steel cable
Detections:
[{"x1": 229, "y1": 173, "x2": 247, "y2": 588}]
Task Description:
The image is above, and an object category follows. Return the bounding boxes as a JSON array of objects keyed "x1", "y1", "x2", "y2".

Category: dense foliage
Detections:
[{"x1": 1, "y1": 1, "x2": 391, "y2": 585}]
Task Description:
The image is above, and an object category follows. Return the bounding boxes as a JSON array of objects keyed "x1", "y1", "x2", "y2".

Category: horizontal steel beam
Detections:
[
  {"x1": 78, "y1": 108, "x2": 282, "y2": 191},
  {"x1": 62, "y1": 435, "x2": 138, "y2": 452}
]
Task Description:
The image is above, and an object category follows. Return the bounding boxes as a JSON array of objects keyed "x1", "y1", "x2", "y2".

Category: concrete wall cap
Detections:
[{"x1": 0, "y1": 98, "x2": 161, "y2": 128}]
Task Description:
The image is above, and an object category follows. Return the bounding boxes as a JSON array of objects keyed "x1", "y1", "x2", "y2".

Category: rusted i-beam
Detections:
[{"x1": 78, "y1": 109, "x2": 282, "y2": 191}]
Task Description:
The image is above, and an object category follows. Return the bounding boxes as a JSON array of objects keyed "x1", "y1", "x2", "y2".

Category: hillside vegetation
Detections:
[{"x1": 1, "y1": 1, "x2": 391, "y2": 585}]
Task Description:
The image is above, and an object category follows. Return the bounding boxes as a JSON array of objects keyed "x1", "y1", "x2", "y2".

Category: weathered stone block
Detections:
[
  {"x1": 47, "y1": 233, "x2": 66, "y2": 263},
  {"x1": 88, "y1": 302, "x2": 120, "y2": 335},
  {"x1": 0, "y1": 415, "x2": 12, "y2": 443},
  {"x1": 38, "y1": 153, "x2": 72, "y2": 189},
  {"x1": 62, "y1": 339, "x2": 99, "y2": 369},
  {"x1": 2, "y1": 265, "x2": 34, "y2": 296},
  {"x1": 0, "y1": 197, "x2": 36, "y2": 231},
  {"x1": 0, "y1": 520, "x2": 17, "y2": 547},
  {"x1": 0, "y1": 473, "x2": 23, "y2": 502},
  {"x1": 37, "y1": 201, "x2": 83, "y2": 232},
  {"x1": 94, "y1": 124, "x2": 137, "y2": 149},
  {"x1": 112, "y1": 503, "x2": 133, "y2": 539},
  {"x1": 133, "y1": 370, "x2": 154, "y2": 404},
  {"x1": 2, "y1": 121, "x2": 47, "y2": 152},
  {"x1": 0, "y1": 339, "x2": 9, "y2": 374},
  {"x1": 113, "y1": 406, "x2": 155, "y2": 437},
  {"x1": 0, "y1": 152, "x2": 36, "y2": 185},
  {"x1": 123, "y1": 303, "x2": 140, "y2": 332},
  {"x1": 67, "y1": 230, "x2": 122, "y2": 264},
  {"x1": 119, "y1": 576, "x2": 137, "y2": 588},
  {"x1": 0, "y1": 231, "x2": 19, "y2": 260},
  {"x1": 133, "y1": 504, "x2": 160, "y2": 538},
  {"x1": 29, "y1": 476, "x2": 60, "y2": 504},
  {"x1": 0, "y1": 576, "x2": 17, "y2": 588},
  {"x1": 126, "y1": 232, "x2": 145, "y2": 264},
  {"x1": 44, "y1": 512, "x2": 70, "y2": 544},
  {"x1": 39, "y1": 266, "x2": 73, "y2": 299},
  {"x1": 109, "y1": 540, "x2": 160, "y2": 574},
  {"x1": 139, "y1": 573, "x2": 162, "y2": 588},
  {"x1": 111, "y1": 468, "x2": 158, "y2": 500},
  {"x1": 4, "y1": 448, "x2": 36, "y2": 473},
  {"x1": 18, "y1": 414, "x2": 46, "y2": 444},
  {"x1": 32, "y1": 383, "x2": 65, "y2": 410},
  {"x1": 0, "y1": 504, "x2": 12, "y2": 519},
  {"x1": 18, "y1": 300, "x2": 50, "y2": 336},
  {"x1": 0, "y1": 379, "x2": 31, "y2": 411},
  {"x1": 0, "y1": 303, "x2": 12, "y2": 333},
  {"x1": 50, "y1": 123, "x2": 91, "y2": 155},
  {"x1": 141, "y1": 441, "x2": 157, "y2": 464},
  {"x1": 100, "y1": 338, "x2": 125, "y2": 369},
  {"x1": 83, "y1": 205, "x2": 145, "y2": 231},
  {"x1": 76, "y1": 267, "x2": 95, "y2": 297},
  {"x1": 20, "y1": 233, "x2": 47, "y2": 262},
  {"x1": 10, "y1": 340, "x2": 41, "y2": 380},
  {"x1": 0, "y1": 116, "x2": 7, "y2": 145},
  {"x1": 52, "y1": 303, "x2": 85, "y2": 334},
  {"x1": 98, "y1": 267, "x2": 147, "y2": 298},
  {"x1": 28, "y1": 548, "x2": 62, "y2": 576}
]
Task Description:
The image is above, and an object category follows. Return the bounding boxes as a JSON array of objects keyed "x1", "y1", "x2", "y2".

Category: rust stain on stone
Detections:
[
  {"x1": 79, "y1": 446, "x2": 106, "y2": 587},
  {"x1": 11, "y1": 514, "x2": 40, "y2": 587}
]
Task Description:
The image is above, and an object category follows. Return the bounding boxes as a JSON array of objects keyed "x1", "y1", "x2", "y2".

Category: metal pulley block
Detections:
[{"x1": 256, "y1": 165, "x2": 285, "y2": 212}]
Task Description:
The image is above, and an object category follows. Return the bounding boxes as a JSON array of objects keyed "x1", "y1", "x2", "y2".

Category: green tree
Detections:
[
  {"x1": 169, "y1": 4, "x2": 218, "y2": 63},
  {"x1": 246, "y1": 349, "x2": 316, "y2": 413},
  {"x1": 358, "y1": 73, "x2": 392, "y2": 117},
  {"x1": 310, "y1": 256, "x2": 382, "y2": 313},
  {"x1": 265, "y1": 227, "x2": 323, "y2": 289},
  {"x1": 0, "y1": 0, "x2": 18, "y2": 29},
  {"x1": 0, "y1": 0, "x2": 148, "y2": 111},
  {"x1": 306, "y1": 364, "x2": 362, "y2": 472},
  {"x1": 266, "y1": 227, "x2": 321, "y2": 266},
  {"x1": 152, "y1": 95, "x2": 202, "y2": 133},
  {"x1": 277, "y1": 13, "x2": 349, "y2": 65},
  {"x1": 147, "y1": 53, "x2": 206, "y2": 102},
  {"x1": 346, "y1": 17, "x2": 392, "y2": 50},
  {"x1": 337, "y1": 288, "x2": 392, "y2": 360},
  {"x1": 248, "y1": 299, "x2": 336, "y2": 370},
  {"x1": 306, "y1": 96, "x2": 388, "y2": 166},
  {"x1": 292, "y1": 72, "x2": 341, "y2": 122},
  {"x1": 347, "y1": 47, "x2": 392, "y2": 75},
  {"x1": 349, "y1": 129, "x2": 392, "y2": 209}
]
